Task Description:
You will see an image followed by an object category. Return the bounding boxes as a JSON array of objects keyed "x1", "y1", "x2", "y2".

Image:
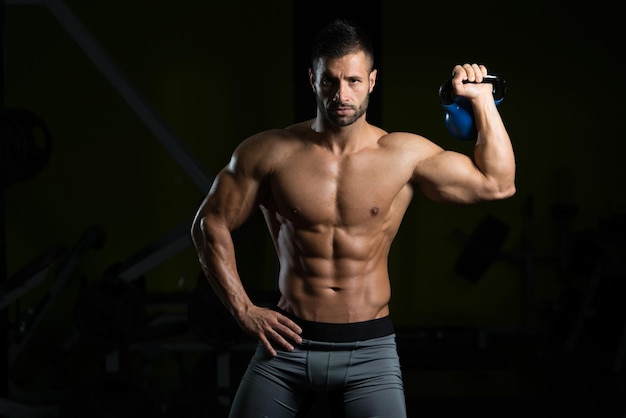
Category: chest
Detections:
[{"x1": 267, "y1": 148, "x2": 413, "y2": 226}]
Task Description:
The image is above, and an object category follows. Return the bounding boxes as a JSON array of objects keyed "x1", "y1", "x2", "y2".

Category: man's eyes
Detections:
[{"x1": 321, "y1": 78, "x2": 360, "y2": 85}]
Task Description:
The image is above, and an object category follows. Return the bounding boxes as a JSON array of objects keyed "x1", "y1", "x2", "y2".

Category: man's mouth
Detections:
[{"x1": 330, "y1": 105, "x2": 353, "y2": 115}]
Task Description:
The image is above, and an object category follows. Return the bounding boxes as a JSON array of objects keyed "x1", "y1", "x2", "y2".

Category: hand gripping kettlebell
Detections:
[{"x1": 439, "y1": 74, "x2": 506, "y2": 141}]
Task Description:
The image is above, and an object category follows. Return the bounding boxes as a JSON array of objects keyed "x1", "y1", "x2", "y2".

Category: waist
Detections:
[{"x1": 273, "y1": 307, "x2": 394, "y2": 343}]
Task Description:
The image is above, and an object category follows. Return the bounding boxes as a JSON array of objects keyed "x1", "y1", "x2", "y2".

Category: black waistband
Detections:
[{"x1": 273, "y1": 307, "x2": 394, "y2": 343}]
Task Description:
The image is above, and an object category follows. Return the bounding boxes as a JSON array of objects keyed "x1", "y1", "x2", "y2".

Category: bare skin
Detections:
[{"x1": 191, "y1": 51, "x2": 516, "y2": 356}]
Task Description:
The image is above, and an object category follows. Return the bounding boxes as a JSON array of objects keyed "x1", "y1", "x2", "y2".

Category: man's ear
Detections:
[
  {"x1": 309, "y1": 68, "x2": 317, "y2": 93},
  {"x1": 369, "y1": 68, "x2": 378, "y2": 93}
]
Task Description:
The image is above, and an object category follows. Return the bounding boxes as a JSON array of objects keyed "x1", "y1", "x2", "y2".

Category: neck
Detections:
[{"x1": 309, "y1": 114, "x2": 372, "y2": 154}]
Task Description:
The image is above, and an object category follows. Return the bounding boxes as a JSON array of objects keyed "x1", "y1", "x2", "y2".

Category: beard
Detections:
[{"x1": 317, "y1": 94, "x2": 369, "y2": 127}]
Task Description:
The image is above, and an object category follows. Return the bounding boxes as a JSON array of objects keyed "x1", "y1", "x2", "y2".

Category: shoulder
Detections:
[
  {"x1": 378, "y1": 131, "x2": 444, "y2": 160},
  {"x1": 238, "y1": 123, "x2": 302, "y2": 152},
  {"x1": 230, "y1": 123, "x2": 309, "y2": 175}
]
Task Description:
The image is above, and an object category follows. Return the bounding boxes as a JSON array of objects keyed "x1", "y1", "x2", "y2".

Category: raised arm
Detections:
[
  {"x1": 190, "y1": 134, "x2": 302, "y2": 355},
  {"x1": 414, "y1": 63, "x2": 516, "y2": 204}
]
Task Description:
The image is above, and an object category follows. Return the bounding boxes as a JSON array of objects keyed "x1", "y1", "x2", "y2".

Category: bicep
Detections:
[{"x1": 413, "y1": 150, "x2": 486, "y2": 204}]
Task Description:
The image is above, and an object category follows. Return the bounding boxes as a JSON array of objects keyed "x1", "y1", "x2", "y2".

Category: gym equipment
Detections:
[
  {"x1": 74, "y1": 275, "x2": 145, "y2": 350},
  {"x1": 0, "y1": 227, "x2": 105, "y2": 417},
  {"x1": 8, "y1": 226, "x2": 105, "y2": 364},
  {"x1": 73, "y1": 220, "x2": 193, "y2": 351},
  {"x1": 0, "y1": 244, "x2": 68, "y2": 311},
  {"x1": 439, "y1": 74, "x2": 506, "y2": 141}
]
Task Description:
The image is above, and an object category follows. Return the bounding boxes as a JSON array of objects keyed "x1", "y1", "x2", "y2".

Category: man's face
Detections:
[{"x1": 310, "y1": 51, "x2": 377, "y2": 127}]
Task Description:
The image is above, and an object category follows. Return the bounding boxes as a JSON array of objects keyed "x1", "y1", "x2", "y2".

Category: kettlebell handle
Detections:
[
  {"x1": 439, "y1": 74, "x2": 506, "y2": 105},
  {"x1": 438, "y1": 73, "x2": 507, "y2": 141}
]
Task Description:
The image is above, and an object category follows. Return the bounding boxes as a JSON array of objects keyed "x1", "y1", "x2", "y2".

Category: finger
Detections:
[
  {"x1": 260, "y1": 315, "x2": 297, "y2": 349},
  {"x1": 275, "y1": 326, "x2": 302, "y2": 346},
  {"x1": 277, "y1": 316, "x2": 303, "y2": 340},
  {"x1": 267, "y1": 327, "x2": 297, "y2": 352},
  {"x1": 259, "y1": 334, "x2": 277, "y2": 357},
  {"x1": 462, "y1": 63, "x2": 474, "y2": 82},
  {"x1": 468, "y1": 63, "x2": 483, "y2": 82},
  {"x1": 451, "y1": 64, "x2": 464, "y2": 77},
  {"x1": 469, "y1": 63, "x2": 482, "y2": 83}
]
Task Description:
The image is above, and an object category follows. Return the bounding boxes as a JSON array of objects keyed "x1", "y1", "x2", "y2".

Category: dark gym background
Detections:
[{"x1": 2, "y1": 0, "x2": 624, "y2": 417}]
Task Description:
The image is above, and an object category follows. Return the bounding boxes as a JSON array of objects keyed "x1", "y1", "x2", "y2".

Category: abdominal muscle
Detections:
[{"x1": 273, "y1": 224, "x2": 394, "y2": 324}]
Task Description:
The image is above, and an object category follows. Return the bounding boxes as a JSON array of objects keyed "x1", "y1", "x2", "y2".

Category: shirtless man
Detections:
[{"x1": 191, "y1": 18, "x2": 515, "y2": 418}]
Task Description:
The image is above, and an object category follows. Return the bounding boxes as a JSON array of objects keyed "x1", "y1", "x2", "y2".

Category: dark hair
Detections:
[{"x1": 311, "y1": 18, "x2": 375, "y2": 71}]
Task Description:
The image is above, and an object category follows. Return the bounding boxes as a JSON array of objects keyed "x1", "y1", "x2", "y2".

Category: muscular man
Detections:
[{"x1": 191, "y1": 18, "x2": 515, "y2": 418}]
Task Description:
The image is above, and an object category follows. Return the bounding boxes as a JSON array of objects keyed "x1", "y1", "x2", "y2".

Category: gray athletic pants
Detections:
[{"x1": 228, "y1": 311, "x2": 407, "y2": 418}]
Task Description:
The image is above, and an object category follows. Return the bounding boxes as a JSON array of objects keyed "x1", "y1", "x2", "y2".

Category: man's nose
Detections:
[{"x1": 333, "y1": 84, "x2": 347, "y2": 102}]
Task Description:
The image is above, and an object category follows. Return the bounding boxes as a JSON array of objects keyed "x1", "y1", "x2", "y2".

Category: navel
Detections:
[{"x1": 370, "y1": 207, "x2": 379, "y2": 216}]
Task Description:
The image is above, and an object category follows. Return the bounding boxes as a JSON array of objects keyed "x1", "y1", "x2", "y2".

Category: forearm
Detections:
[
  {"x1": 472, "y1": 96, "x2": 516, "y2": 198},
  {"x1": 191, "y1": 215, "x2": 253, "y2": 321}
]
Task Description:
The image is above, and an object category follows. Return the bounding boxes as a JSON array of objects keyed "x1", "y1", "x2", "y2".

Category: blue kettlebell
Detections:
[{"x1": 439, "y1": 74, "x2": 506, "y2": 141}]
